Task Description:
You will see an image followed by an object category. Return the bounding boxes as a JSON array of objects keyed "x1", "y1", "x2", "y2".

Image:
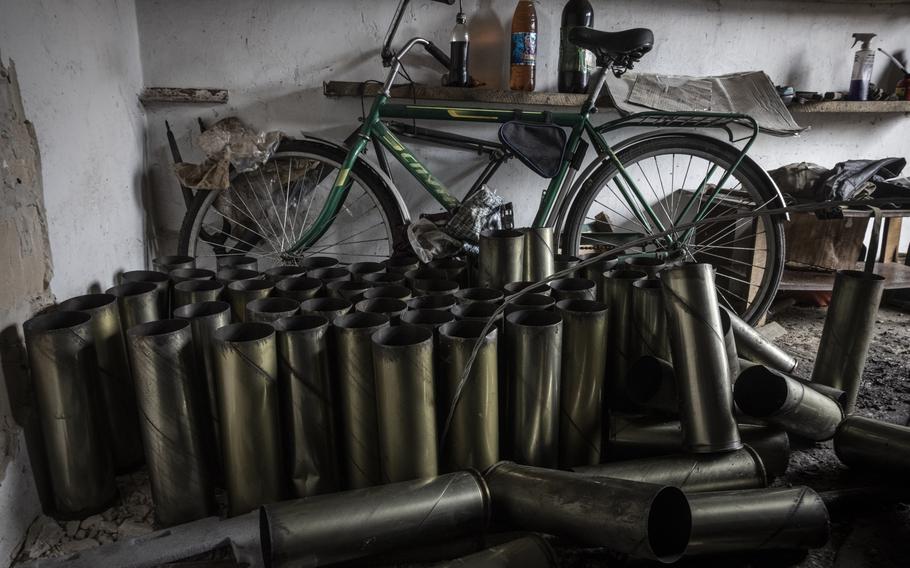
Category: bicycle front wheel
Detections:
[
  {"x1": 178, "y1": 139, "x2": 406, "y2": 271},
  {"x1": 561, "y1": 134, "x2": 785, "y2": 324}
]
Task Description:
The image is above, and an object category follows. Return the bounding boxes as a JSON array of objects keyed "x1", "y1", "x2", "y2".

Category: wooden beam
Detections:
[
  {"x1": 789, "y1": 100, "x2": 910, "y2": 113},
  {"x1": 880, "y1": 217, "x2": 903, "y2": 263},
  {"x1": 139, "y1": 87, "x2": 228, "y2": 105}
]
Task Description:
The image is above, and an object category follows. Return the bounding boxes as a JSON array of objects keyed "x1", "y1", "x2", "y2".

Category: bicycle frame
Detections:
[{"x1": 286, "y1": 38, "x2": 760, "y2": 255}]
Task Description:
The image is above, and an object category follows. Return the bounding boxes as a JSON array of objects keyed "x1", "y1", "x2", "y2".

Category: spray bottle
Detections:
[{"x1": 849, "y1": 33, "x2": 876, "y2": 101}]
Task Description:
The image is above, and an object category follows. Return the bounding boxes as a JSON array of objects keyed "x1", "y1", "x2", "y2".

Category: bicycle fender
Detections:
[{"x1": 299, "y1": 133, "x2": 412, "y2": 223}]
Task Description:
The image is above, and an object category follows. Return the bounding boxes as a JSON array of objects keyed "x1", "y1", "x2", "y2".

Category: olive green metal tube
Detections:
[
  {"x1": 213, "y1": 323, "x2": 284, "y2": 515},
  {"x1": 484, "y1": 462, "x2": 691, "y2": 563},
  {"x1": 557, "y1": 299, "x2": 607, "y2": 467},
  {"x1": 406, "y1": 267, "x2": 446, "y2": 291},
  {"x1": 261, "y1": 470, "x2": 490, "y2": 568},
  {"x1": 333, "y1": 312, "x2": 390, "y2": 489},
  {"x1": 505, "y1": 310, "x2": 562, "y2": 467},
  {"x1": 227, "y1": 279, "x2": 274, "y2": 322},
  {"x1": 173, "y1": 301, "x2": 231, "y2": 478},
  {"x1": 121, "y1": 270, "x2": 171, "y2": 319},
  {"x1": 811, "y1": 270, "x2": 886, "y2": 412},
  {"x1": 523, "y1": 227, "x2": 555, "y2": 281},
  {"x1": 23, "y1": 311, "x2": 116, "y2": 517},
  {"x1": 372, "y1": 325, "x2": 438, "y2": 482},
  {"x1": 264, "y1": 265, "x2": 308, "y2": 281},
  {"x1": 723, "y1": 306, "x2": 798, "y2": 374},
  {"x1": 400, "y1": 309, "x2": 455, "y2": 332},
  {"x1": 430, "y1": 257, "x2": 468, "y2": 287},
  {"x1": 719, "y1": 308, "x2": 740, "y2": 381},
  {"x1": 349, "y1": 261, "x2": 385, "y2": 281},
  {"x1": 735, "y1": 366, "x2": 844, "y2": 441},
  {"x1": 626, "y1": 356, "x2": 678, "y2": 414},
  {"x1": 579, "y1": 253, "x2": 618, "y2": 302},
  {"x1": 275, "y1": 276, "x2": 322, "y2": 302},
  {"x1": 126, "y1": 319, "x2": 214, "y2": 526},
  {"x1": 685, "y1": 487, "x2": 829, "y2": 555},
  {"x1": 452, "y1": 302, "x2": 502, "y2": 325},
  {"x1": 630, "y1": 278, "x2": 670, "y2": 361},
  {"x1": 245, "y1": 297, "x2": 299, "y2": 323},
  {"x1": 438, "y1": 321, "x2": 499, "y2": 472},
  {"x1": 548, "y1": 278, "x2": 596, "y2": 301},
  {"x1": 834, "y1": 415, "x2": 910, "y2": 475},
  {"x1": 554, "y1": 254, "x2": 580, "y2": 274},
  {"x1": 300, "y1": 256, "x2": 339, "y2": 271},
  {"x1": 623, "y1": 256, "x2": 666, "y2": 278},
  {"x1": 408, "y1": 294, "x2": 457, "y2": 311},
  {"x1": 573, "y1": 447, "x2": 766, "y2": 493},
  {"x1": 327, "y1": 280, "x2": 371, "y2": 302},
  {"x1": 603, "y1": 269, "x2": 646, "y2": 410},
  {"x1": 173, "y1": 280, "x2": 224, "y2": 310},
  {"x1": 363, "y1": 285, "x2": 412, "y2": 301},
  {"x1": 356, "y1": 298, "x2": 408, "y2": 323},
  {"x1": 58, "y1": 294, "x2": 143, "y2": 471},
  {"x1": 416, "y1": 279, "x2": 459, "y2": 297},
  {"x1": 308, "y1": 266, "x2": 350, "y2": 285},
  {"x1": 274, "y1": 316, "x2": 339, "y2": 497},
  {"x1": 169, "y1": 268, "x2": 215, "y2": 283},
  {"x1": 216, "y1": 267, "x2": 260, "y2": 287},
  {"x1": 503, "y1": 293, "x2": 555, "y2": 314},
  {"x1": 662, "y1": 264, "x2": 741, "y2": 453},
  {"x1": 218, "y1": 255, "x2": 258, "y2": 270},
  {"x1": 106, "y1": 281, "x2": 159, "y2": 331},
  {"x1": 300, "y1": 297, "x2": 352, "y2": 322},
  {"x1": 153, "y1": 255, "x2": 195, "y2": 273},
  {"x1": 385, "y1": 255, "x2": 420, "y2": 274},
  {"x1": 479, "y1": 229, "x2": 524, "y2": 289},
  {"x1": 455, "y1": 287, "x2": 504, "y2": 305},
  {"x1": 433, "y1": 535, "x2": 557, "y2": 568},
  {"x1": 364, "y1": 271, "x2": 408, "y2": 287}
]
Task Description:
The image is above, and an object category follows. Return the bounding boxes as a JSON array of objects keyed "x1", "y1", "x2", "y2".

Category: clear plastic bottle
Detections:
[
  {"x1": 510, "y1": 0, "x2": 537, "y2": 92},
  {"x1": 449, "y1": 12, "x2": 470, "y2": 87}
]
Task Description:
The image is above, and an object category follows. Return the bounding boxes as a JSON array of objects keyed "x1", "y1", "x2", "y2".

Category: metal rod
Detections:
[
  {"x1": 275, "y1": 276, "x2": 323, "y2": 302},
  {"x1": 126, "y1": 319, "x2": 214, "y2": 526},
  {"x1": 484, "y1": 461, "x2": 691, "y2": 563},
  {"x1": 556, "y1": 299, "x2": 607, "y2": 467},
  {"x1": 630, "y1": 278, "x2": 670, "y2": 362},
  {"x1": 603, "y1": 269, "x2": 647, "y2": 411},
  {"x1": 407, "y1": 294, "x2": 456, "y2": 311},
  {"x1": 349, "y1": 261, "x2": 386, "y2": 282},
  {"x1": 58, "y1": 294, "x2": 143, "y2": 471},
  {"x1": 274, "y1": 315, "x2": 340, "y2": 497},
  {"x1": 121, "y1": 270, "x2": 171, "y2": 319},
  {"x1": 333, "y1": 312, "x2": 390, "y2": 489},
  {"x1": 384, "y1": 254, "x2": 420, "y2": 274},
  {"x1": 523, "y1": 227, "x2": 555, "y2": 282},
  {"x1": 810, "y1": 269, "x2": 886, "y2": 412},
  {"x1": 153, "y1": 255, "x2": 195, "y2": 273},
  {"x1": 504, "y1": 310, "x2": 562, "y2": 467},
  {"x1": 573, "y1": 447, "x2": 766, "y2": 493},
  {"x1": 173, "y1": 280, "x2": 224, "y2": 310},
  {"x1": 685, "y1": 487, "x2": 829, "y2": 555},
  {"x1": 363, "y1": 285, "x2": 412, "y2": 301},
  {"x1": 834, "y1": 415, "x2": 910, "y2": 475},
  {"x1": 218, "y1": 255, "x2": 258, "y2": 270},
  {"x1": 479, "y1": 229, "x2": 524, "y2": 289},
  {"x1": 503, "y1": 293, "x2": 555, "y2": 315},
  {"x1": 300, "y1": 297, "x2": 352, "y2": 323},
  {"x1": 662, "y1": 264, "x2": 741, "y2": 453},
  {"x1": 723, "y1": 306, "x2": 798, "y2": 374},
  {"x1": 246, "y1": 297, "x2": 300, "y2": 323},
  {"x1": 455, "y1": 287, "x2": 504, "y2": 305},
  {"x1": 372, "y1": 325, "x2": 438, "y2": 482},
  {"x1": 227, "y1": 279, "x2": 274, "y2": 322},
  {"x1": 356, "y1": 297, "x2": 408, "y2": 324},
  {"x1": 261, "y1": 470, "x2": 490, "y2": 568},
  {"x1": 23, "y1": 311, "x2": 116, "y2": 517},
  {"x1": 213, "y1": 323, "x2": 284, "y2": 515},
  {"x1": 432, "y1": 535, "x2": 557, "y2": 568},
  {"x1": 438, "y1": 321, "x2": 499, "y2": 472},
  {"x1": 734, "y1": 366, "x2": 843, "y2": 441},
  {"x1": 327, "y1": 280, "x2": 371, "y2": 302},
  {"x1": 169, "y1": 268, "x2": 215, "y2": 283},
  {"x1": 548, "y1": 277, "x2": 596, "y2": 301},
  {"x1": 106, "y1": 281, "x2": 159, "y2": 332}
]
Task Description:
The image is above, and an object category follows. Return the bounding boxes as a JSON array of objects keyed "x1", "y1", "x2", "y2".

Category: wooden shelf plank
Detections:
[
  {"x1": 140, "y1": 87, "x2": 228, "y2": 105},
  {"x1": 324, "y1": 81, "x2": 606, "y2": 107},
  {"x1": 789, "y1": 100, "x2": 910, "y2": 113}
]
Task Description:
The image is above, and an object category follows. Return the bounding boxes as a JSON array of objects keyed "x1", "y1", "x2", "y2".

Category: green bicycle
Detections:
[{"x1": 178, "y1": 0, "x2": 786, "y2": 323}]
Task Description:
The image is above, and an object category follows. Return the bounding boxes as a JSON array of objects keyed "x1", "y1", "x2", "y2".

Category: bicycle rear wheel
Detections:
[
  {"x1": 561, "y1": 134, "x2": 785, "y2": 324},
  {"x1": 178, "y1": 139, "x2": 406, "y2": 271}
]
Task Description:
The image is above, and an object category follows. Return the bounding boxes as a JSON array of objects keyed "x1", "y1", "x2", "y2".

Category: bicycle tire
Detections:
[{"x1": 560, "y1": 134, "x2": 785, "y2": 324}]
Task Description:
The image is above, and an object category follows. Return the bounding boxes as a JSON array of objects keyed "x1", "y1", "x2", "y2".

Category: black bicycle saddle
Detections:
[{"x1": 569, "y1": 27, "x2": 654, "y2": 66}]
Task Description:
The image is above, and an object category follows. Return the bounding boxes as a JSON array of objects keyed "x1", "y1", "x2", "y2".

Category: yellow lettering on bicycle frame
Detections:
[{"x1": 334, "y1": 167, "x2": 350, "y2": 187}]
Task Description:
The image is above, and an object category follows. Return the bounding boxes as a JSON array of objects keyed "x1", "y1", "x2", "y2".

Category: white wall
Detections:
[{"x1": 137, "y1": 0, "x2": 910, "y2": 252}]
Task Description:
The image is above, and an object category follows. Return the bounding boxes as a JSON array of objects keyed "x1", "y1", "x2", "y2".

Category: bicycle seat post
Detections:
[{"x1": 582, "y1": 67, "x2": 609, "y2": 115}]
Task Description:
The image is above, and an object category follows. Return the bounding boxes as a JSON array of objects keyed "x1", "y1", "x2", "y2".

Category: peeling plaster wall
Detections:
[{"x1": 137, "y1": 0, "x2": 910, "y2": 252}]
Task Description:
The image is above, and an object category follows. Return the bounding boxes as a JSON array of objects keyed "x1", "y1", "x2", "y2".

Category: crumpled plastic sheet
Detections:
[{"x1": 409, "y1": 186, "x2": 506, "y2": 262}]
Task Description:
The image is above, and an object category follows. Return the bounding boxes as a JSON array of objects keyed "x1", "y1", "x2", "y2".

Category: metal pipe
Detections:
[
  {"x1": 300, "y1": 297, "x2": 352, "y2": 323},
  {"x1": 173, "y1": 280, "x2": 224, "y2": 310},
  {"x1": 556, "y1": 299, "x2": 607, "y2": 467},
  {"x1": 216, "y1": 267, "x2": 261, "y2": 287},
  {"x1": 623, "y1": 256, "x2": 666, "y2": 278},
  {"x1": 504, "y1": 310, "x2": 562, "y2": 467},
  {"x1": 602, "y1": 269, "x2": 647, "y2": 411},
  {"x1": 264, "y1": 265, "x2": 308, "y2": 281},
  {"x1": 723, "y1": 307, "x2": 798, "y2": 374},
  {"x1": 169, "y1": 268, "x2": 215, "y2": 283},
  {"x1": 372, "y1": 325, "x2": 438, "y2": 482},
  {"x1": 245, "y1": 297, "x2": 300, "y2": 323},
  {"x1": 57, "y1": 294, "x2": 143, "y2": 471},
  {"x1": 548, "y1": 277, "x2": 596, "y2": 301},
  {"x1": 573, "y1": 447, "x2": 766, "y2": 493},
  {"x1": 308, "y1": 266, "x2": 351, "y2": 285},
  {"x1": 834, "y1": 415, "x2": 910, "y2": 475},
  {"x1": 685, "y1": 487, "x2": 829, "y2": 555},
  {"x1": 455, "y1": 287, "x2": 504, "y2": 305},
  {"x1": 719, "y1": 308, "x2": 740, "y2": 381},
  {"x1": 153, "y1": 255, "x2": 195, "y2": 273},
  {"x1": 23, "y1": 311, "x2": 116, "y2": 516},
  {"x1": 300, "y1": 256, "x2": 339, "y2": 271},
  {"x1": 630, "y1": 278, "x2": 670, "y2": 362},
  {"x1": 432, "y1": 535, "x2": 557, "y2": 568},
  {"x1": 173, "y1": 301, "x2": 231, "y2": 479},
  {"x1": 662, "y1": 264, "x2": 741, "y2": 453},
  {"x1": 227, "y1": 279, "x2": 275, "y2": 322},
  {"x1": 578, "y1": 252, "x2": 618, "y2": 302},
  {"x1": 734, "y1": 362, "x2": 848, "y2": 406},
  {"x1": 734, "y1": 366, "x2": 843, "y2": 441},
  {"x1": 400, "y1": 308, "x2": 455, "y2": 332},
  {"x1": 213, "y1": 323, "x2": 284, "y2": 515},
  {"x1": 479, "y1": 229, "x2": 524, "y2": 289},
  {"x1": 121, "y1": 270, "x2": 170, "y2": 319},
  {"x1": 429, "y1": 257, "x2": 468, "y2": 287},
  {"x1": 327, "y1": 280, "x2": 371, "y2": 302},
  {"x1": 349, "y1": 261, "x2": 385, "y2": 282},
  {"x1": 523, "y1": 227, "x2": 555, "y2": 281},
  {"x1": 333, "y1": 312, "x2": 390, "y2": 489},
  {"x1": 438, "y1": 321, "x2": 499, "y2": 472},
  {"x1": 408, "y1": 293, "x2": 456, "y2": 311},
  {"x1": 484, "y1": 461, "x2": 691, "y2": 563},
  {"x1": 504, "y1": 281, "x2": 548, "y2": 296},
  {"x1": 126, "y1": 319, "x2": 214, "y2": 526},
  {"x1": 452, "y1": 302, "x2": 502, "y2": 325},
  {"x1": 275, "y1": 276, "x2": 323, "y2": 302},
  {"x1": 554, "y1": 254, "x2": 580, "y2": 274},
  {"x1": 218, "y1": 255, "x2": 258, "y2": 271},
  {"x1": 356, "y1": 297, "x2": 408, "y2": 324},
  {"x1": 811, "y1": 270, "x2": 886, "y2": 412},
  {"x1": 363, "y1": 271, "x2": 408, "y2": 287},
  {"x1": 415, "y1": 279, "x2": 460, "y2": 297},
  {"x1": 626, "y1": 356, "x2": 677, "y2": 415},
  {"x1": 273, "y1": 316, "x2": 339, "y2": 497},
  {"x1": 106, "y1": 281, "x2": 159, "y2": 331},
  {"x1": 385, "y1": 255, "x2": 421, "y2": 274},
  {"x1": 261, "y1": 470, "x2": 490, "y2": 568},
  {"x1": 363, "y1": 285, "x2": 412, "y2": 301},
  {"x1": 503, "y1": 293, "x2": 555, "y2": 315},
  {"x1": 406, "y1": 267, "x2": 446, "y2": 290}
]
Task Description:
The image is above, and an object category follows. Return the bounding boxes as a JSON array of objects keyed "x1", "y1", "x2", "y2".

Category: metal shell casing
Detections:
[
  {"x1": 523, "y1": 227, "x2": 555, "y2": 281},
  {"x1": 724, "y1": 306, "x2": 797, "y2": 373},
  {"x1": 602, "y1": 269, "x2": 647, "y2": 411},
  {"x1": 300, "y1": 297, "x2": 352, "y2": 323},
  {"x1": 227, "y1": 279, "x2": 274, "y2": 322},
  {"x1": 121, "y1": 270, "x2": 171, "y2": 318},
  {"x1": 630, "y1": 278, "x2": 670, "y2": 362},
  {"x1": 173, "y1": 280, "x2": 224, "y2": 310},
  {"x1": 274, "y1": 276, "x2": 323, "y2": 302},
  {"x1": 153, "y1": 255, "x2": 195, "y2": 273},
  {"x1": 834, "y1": 415, "x2": 910, "y2": 475},
  {"x1": 107, "y1": 281, "x2": 158, "y2": 332},
  {"x1": 245, "y1": 297, "x2": 299, "y2": 323},
  {"x1": 455, "y1": 287, "x2": 504, "y2": 305},
  {"x1": 548, "y1": 277, "x2": 596, "y2": 301},
  {"x1": 479, "y1": 229, "x2": 524, "y2": 289}
]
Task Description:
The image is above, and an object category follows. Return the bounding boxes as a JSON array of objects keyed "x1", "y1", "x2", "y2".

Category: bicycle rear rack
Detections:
[{"x1": 596, "y1": 111, "x2": 759, "y2": 146}]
